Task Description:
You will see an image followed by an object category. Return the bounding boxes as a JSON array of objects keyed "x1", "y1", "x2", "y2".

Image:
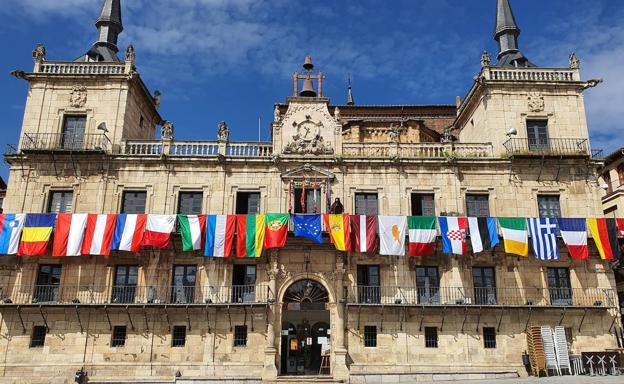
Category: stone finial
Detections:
[
  {"x1": 153, "y1": 90, "x2": 161, "y2": 109},
  {"x1": 480, "y1": 51, "x2": 491, "y2": 67},
  {"x1": 388, "y1": 124, "x2": 399, "y2": 143},
  {"x1": 569, "y1": 52, "x2": 580, "y2": 69},
  {"x1": 125, "y1": 44, "x2": 135, "y2": 62},
  {"x1": 217, "y1": 121, "x2": 230, "y2": 142},
  {"x1": 334, "y1": 107, "x2": 341, "y2": 121},
  {"x1": 161, "y1": 120, "x2": 174, "y2": 140},
  {"x1": 274, "y1": 105, "x2": 281, "y2": 123},
  {"x1": 33, "y1": 43, "x2": 46, "y2": 63}
]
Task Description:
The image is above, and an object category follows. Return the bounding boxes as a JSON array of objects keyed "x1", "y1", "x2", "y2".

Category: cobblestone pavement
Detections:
[{"x1": 417, "y1": 376, "x2": 623, "y2": 384}]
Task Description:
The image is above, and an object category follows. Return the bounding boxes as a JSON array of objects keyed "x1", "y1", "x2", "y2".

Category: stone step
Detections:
[{"x1": 269, "y1": 376, "x2": 345, "y2": 384}]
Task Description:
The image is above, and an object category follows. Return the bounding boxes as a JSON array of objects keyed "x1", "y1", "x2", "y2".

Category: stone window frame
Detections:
[
  {"x1": 229, "y1": 185, "x2": 267, "y2": 215},
  {"x1": 460, "y1": 188, "x2": 495, "y2": 217},
  {"x1": 364, "y1": 325, "x2": 377, "y2": 348},
  {"x1": 406, "y1": 187, "x2": 441, "y2": 217},
  {"x1": 171, "y1": 325, "x2": 187, "y2": 348},
  {"x1": 233, "y1": 325, "x2": 248, "y2": 347},
  {"x1": 40, "y1": 183, "x2": 80, "y2": 214},
  {"x1": 115, "y1": 184, "x2": 153, "y2": 214},
  {"x1": 55, "y1": 107, "x2": 95, "y2": 137},
  {"x1": 30, "y1": 325, "x2": 47, "y2": 348},
  {"x1": 349, "y1": 187, "x2": 384, "y2": 215},
  {"x1": 531, "y1": 188, "x2": 566, "y2": 218},
  {"x1": 520, "y1": 112, "x2": 556, "y2": 140}
]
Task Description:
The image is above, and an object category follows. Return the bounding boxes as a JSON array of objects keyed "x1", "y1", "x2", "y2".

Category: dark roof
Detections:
[
  {"x1": 493, "y1": 0, "x2": 535, "y2": 68},
  {"x1": 604, "y1": 147, "x2": 624, "y2": 165},
  {"x1": 75, "y1": 0, "x2": 123, "y2": 62},
  {"x1": 0, "y1": 177, "x2": 6, "y2": 190}
]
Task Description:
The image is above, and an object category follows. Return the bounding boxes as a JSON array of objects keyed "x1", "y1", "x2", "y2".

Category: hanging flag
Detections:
[
  {"x1": 264, "y1": 213, "x2": 289, "y2": 250},
  {"x1": 617, "y1": 219, "x2": 624, "y2": 238},
  {"x1": 0, "y1": 214, "x2": 25, "y2": 255},
  {"x1": 293, "y1": 214, "x2": 323, "y2": 244},
  {"x1": 236, "y1": 214, "x2": 265, "y2": 258},
  {"x1": 378, "y1": 216, "x2": 406, "y2": 256},
  {"x1": 438, "y1": 217, "x2": 468, "y2": 255},
  {"x1": 498, "y1": 218, "x2": 529, "y2": 256},
  {"x1": 300, "y1": 178, "x2": 306, "y2": 213},
  {"x1": 528, "y1": 218, "x2": 560, "y2": 261},
  {"x1": 112, "y1": 214, "x2": 147, "y2": 252},
  {"x1": 52, "y1": 214, "x2": 88, "y2": 257},
  {"x1": 557, "y1": 218, "x2": 588, "y2": 260},
  {"x1": 178, "y1": 214, "x2": 206, "y2": 252},
  {"x1": 205, "y1": 215, "x2": 236, "y2": 257},
  {"x1": 350, "y1": 215, "x2": 377, "y2": 253},
  {"x1": 142, "y1": 215, "x2": 176, "y2": 249},
  {"x1": 81, "y1": 214, "x2": 116, "y2": 256},
  {"x1": 324, "y1": 214, "x2": 351, "y2": 251},
  {"x1": 468, "y1": 217, "x2": 499, "y2": 253},
  {"x1": 407, "y1": 216, "x2": 437, "y2": 256},
  {"x1": 18, "y1": 214, "x2": 56, "y2": 256},
  {"x1": 587, "y1": 218, "x2": 621, "y2": 261}
]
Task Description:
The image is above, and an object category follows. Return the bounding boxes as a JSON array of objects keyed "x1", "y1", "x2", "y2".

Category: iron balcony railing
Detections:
[
  {"x1": 0, "y1": 284, "x2": 271, "y2": 305},
  {"x1": 503, "y1": 137, "x2": 601, "y2": 158},
  {"x1": 20, "y1": 133, "x2": 109, "y2": 153},
  {"x1": 350, "y1": 286, "x2": 617, "y2": 308}
]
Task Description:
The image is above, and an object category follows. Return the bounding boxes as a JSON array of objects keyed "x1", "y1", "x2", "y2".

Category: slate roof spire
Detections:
[
  {"x1": 347, "y1": 76, "x2": 354, "y2": 106},
  {"x1": 76, "y1": 0, "x2": 123, "y2": 62},
  {"x1": 493, "y1": 0, "x2": 534, "y2": 67}
]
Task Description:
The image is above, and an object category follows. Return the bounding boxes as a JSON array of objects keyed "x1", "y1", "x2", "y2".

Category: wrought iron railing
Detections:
[
  {"x1": 20, "y1": 133, "x2": 109, "y2": 152},
  {"x1": 350, "y1": 286, "x2": 617, "y2": 307},
  {"x1": 503, "y1": 138, "x2": 597, "y2": 157},
  {"x1": 0, "y1": 284, "x2": 271, "y2": 305}
]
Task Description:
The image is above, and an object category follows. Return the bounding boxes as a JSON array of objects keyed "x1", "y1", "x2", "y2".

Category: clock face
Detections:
[{"x1": 297, "y1": 120, "x2": 320, "y2": 141}]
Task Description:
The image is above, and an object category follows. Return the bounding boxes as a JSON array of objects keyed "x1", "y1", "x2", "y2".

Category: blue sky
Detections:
[{"x1": 0, "y1": 0, "x2": 622, "y2": 180}]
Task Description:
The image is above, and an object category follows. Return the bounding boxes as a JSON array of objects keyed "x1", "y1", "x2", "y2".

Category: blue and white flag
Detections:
[
  {"x1": 0, "y1": 214, "x2": 25, "y2": 255},
  {"x1": 528, "y1": 218, "x2": 560, "y2": 260},
  {"x1": 293, "y1": 214, "x2": 323, "y2": 244}
]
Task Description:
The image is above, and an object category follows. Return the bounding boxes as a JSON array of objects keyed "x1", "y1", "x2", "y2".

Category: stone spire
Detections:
[
  {"x1": 493, "y1": 0, "x2": 534, "y2": 68},
  {"x1": 76, "y1": 0, "x2": 123, "y2": 62},
  {"x1": 347, "y1": 76, "x2": 354, "y2": 106}
]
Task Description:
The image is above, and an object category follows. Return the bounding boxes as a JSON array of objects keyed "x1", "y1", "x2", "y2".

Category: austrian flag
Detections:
[
  {"x1": 82, "y1": 214, "x2": 116, "y2": 256},
  {"x1": 438, "y1": 217, "x2": 467, "y2": 255}
]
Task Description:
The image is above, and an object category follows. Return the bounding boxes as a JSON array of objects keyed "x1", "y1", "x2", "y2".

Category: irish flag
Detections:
[
  {"x1": 142, "y1": 215, "x2": 176, "y2": 249},
  {"x1": 178, "y1": 215, "x2": 206, "y2": 252},
  {"x1": 264, "y1": 213, "x2": 289, "y2": 250},
  {"x1": 205, "y1": 215, "x2": 236, "y2": 257},
  {"x1": 236, "y1": 214, "x2": 266, "y2": 258},
  {"x1": 498, "y1": 218, "x2": 528, "y2": 256},
  {"x1": 408, "y1": 216, "x2": 437, "y2": 256}
]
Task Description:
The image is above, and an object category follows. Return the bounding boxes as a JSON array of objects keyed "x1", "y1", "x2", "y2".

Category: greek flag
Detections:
[{"x1": 528, "y1": 218, "x2": 560, "y2": 261}]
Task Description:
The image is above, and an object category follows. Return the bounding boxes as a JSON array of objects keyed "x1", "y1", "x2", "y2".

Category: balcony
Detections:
[
  {"x1": 20, "y1": 133, "x2": 109, "y2": 153},
  {"x1": 349, "y1": 286, "x2": 617, "y2": 308},
  {"x1": 342, "y1": 142, "x2": 494, "y2": 159},
  {"x1": 122, "y1": 140, "x2": 273, "y2": 158},
  {"x1": 503, "y1": 138, "x2": 601, "y2": 158},
  {"x1": 0, "y1": 284, "x2": 271, "y2": 306}
]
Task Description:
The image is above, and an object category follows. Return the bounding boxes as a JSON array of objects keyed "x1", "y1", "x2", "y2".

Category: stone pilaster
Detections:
[
  {"x1": 262, "y1": 250, "x2": 279, "y2": 380},
  {"x1": 332, "y1": 252, "x2": 349, "y2": 379}
]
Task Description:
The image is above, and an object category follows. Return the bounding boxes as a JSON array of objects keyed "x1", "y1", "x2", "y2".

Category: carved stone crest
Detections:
[
  {"x1": 283, "y1": 115, "x2": 334, "y2": 155},
  {"x1": 161, "y1": 120, "x2": 174, "y2": 140},
  {"x1": 527, "y1": 92, "x2": 544, "y2": 112},
  {"x1": 217, "y1": 121, "x2": 230, "y2": 142},
  {"x1": 69, "y1": 85, "x2": 88, "y2": 108},
  {"x1": 274, "y1": 105, "x2": 281, "y2": 123}
]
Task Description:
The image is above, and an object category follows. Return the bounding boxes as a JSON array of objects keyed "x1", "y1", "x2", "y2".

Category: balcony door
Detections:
[
  {"x1": 357, "y1": 265, "x2": 380, "y2": 304},
  {"x1": 112, "y1": 266, "x2": 138, "y2": 303},
  {"x1": 527, "y1": 120, "x2": 549, "y2": 151},
  {"x1": 547, "y1": 268, "x2": 572, "y2": 305},
  {"x1": 232, "y1": 265, "x2": 257, "y2": 303},
  {"x1": 34, "y1": 265, "x2": 62, "y2": 303},
  {"x1": 171, "y1": 265, "x2": 197, "y2": 304},
  {"x1": 416, "y1": 267, "x2": 440, "y2": 304},
  {"x1": 472, "y1": 267, "x2": 496, "y2": 305},
  {"x1": 61, "y1": 115, "x2": 86, "y2": 150}
]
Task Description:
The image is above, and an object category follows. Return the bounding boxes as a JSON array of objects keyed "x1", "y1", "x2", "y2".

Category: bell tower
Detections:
[{"x1": 292, "y1": 56, "x2": 324, "y2": 98}]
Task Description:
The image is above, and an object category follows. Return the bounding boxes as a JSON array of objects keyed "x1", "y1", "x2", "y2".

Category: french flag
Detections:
[
  {"x1": 112, "y1": 214, "x2": 147, "y2": 252},
  {"x1": 438, "y1": 216, "x2": 467, "y2": 255},
  {"x1": 52, "y1": 214, "x2": 88, "y2": 257},
  {"x1": 557, "y1": 218, "x2": 588, "y2": 260},
  {"x1": 141, "y1": 215, "x2": 176, "y2": 249},
  {"x1": 82, "y1": 214, "x2": 117, "y2": 256}
]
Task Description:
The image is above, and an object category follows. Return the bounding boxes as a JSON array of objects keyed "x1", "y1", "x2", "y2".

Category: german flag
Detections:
[
  {"x1": 18, "y1": 214, "x2": 56, "y2": 256},
  {"x1": 587, "y1": 218, "x2": 621, "y2": 261}
]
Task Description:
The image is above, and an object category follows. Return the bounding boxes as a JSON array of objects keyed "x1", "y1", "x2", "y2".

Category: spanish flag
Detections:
[
  {"x1": 18, "y1": 214, "x2": 57, "y2": 256},
  {"x1": 324, "y1": 214, "x2": 351, "y2": 251}
]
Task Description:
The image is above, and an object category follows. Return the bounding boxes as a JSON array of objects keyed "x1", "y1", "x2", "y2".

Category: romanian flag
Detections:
[
  {"x1": 264, "y1": 213, "x2": 289, "y2": 250},
  {"x1": 324, "y1": 214, "x2": 351, "y2": 251},
  {"x1": 18, "y1": 214, "x2": 56, "y2": 256},
  {"x1": 587, "y1": 218, "x2": 621, "y2": 261},
  {"x1": 236, "y1": 214, "x2": 266, "y2": 258}
]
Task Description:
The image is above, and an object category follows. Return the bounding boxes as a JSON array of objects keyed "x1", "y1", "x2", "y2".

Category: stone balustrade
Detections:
[
  {"x1": 170, "y1": 141, "x2": 219, "y2": 156},
  {"x1": 485, "y1": 67, "x2": 578, "y2": 82},
  {"x1": 227, "y1": 142, "x2": 273, "y2": 157},
  {"x1": 343, "y1": 142, "x2": 494, "y2": 159},
  {"x1": 38, "y1": 61, "x2": 127, "y2": 75}
]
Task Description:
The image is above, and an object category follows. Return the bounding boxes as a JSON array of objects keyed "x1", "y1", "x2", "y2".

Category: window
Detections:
[
  {"x1": 466, "y1": 194, "x2": 490, "y2": 217},
  {"x1": 416, "y1": 267, "x2": 440, "y2": 304},
  {"x1": 547, "y1": 268, "x2": 572, "y2": 305},
  {"x1": 618, "y1": 165, "x2": 624, "y2": 186},
  {"x1": 472, "y1": 267, "x2": 496, "y2": 305},
  {"x1": 294, "y1": 188, "x2": 321, "y2": 213},
  {"x1": 236, "y1": 192, "x2": 261, "y2": 214},
  {"x1": 172, "y1": 326, "x2": 186, "y2": 347},
  {"x1": 604, "y1": 172, "x2": 613, "y2": 193},
  {"x1": 34, "y1": 265, "x2": 62, "y2": 303},
  {"x1": 234, "y1": 325, "x2": 247, "y2": 347},
  {"x1": 171, "y1": 265, "x2": 197, "y2": 304},
  {"x1": 61, "y1": 115, "x2": 86, "y2": 150},
  {"x1": 526, "y1": 120, "x2": 549, "y2": 151},
  {"x1": 178, "y1": 192, "x2": 203, "y2": 215},
  {"x1": 232, "y1": 265, "x2": 257, "y2": 303},
  {"x1": 111, "y1": 326, "x2": 127, "y2": 347},
  {"x1": 537, "y1": 195, "x2": 561, "y2": 218},
  {"x1": 111, "y1": 266, "x2": 138, "y2": 304},
  {"x1": 425, "y1": 327, "x2": 438, "y2": 348},
  {"x1": 47, "y1": 191, "x2": 73, "y2": 213},
  {"x1": 364, "y1": 326, "x2": 377, "y2": 347},
  {"x1": 411, "y1": 193, "x2": 435, "y2": 216},
  {"x1": 121, "y1": 191, "x2": 147, "y2": 214},
  {"x1": 30, "y1": 326, "x2": 47, "y2": 348},
  {"x1": 483, "y1": 327, "x2": 496, "y2": 349},
  {"x1": 564, "y1": 327, "x2": 573, "y2": 351},
  {"x1": 355, "y1": 193, "x2": 378, "y2": 215},
  {"x1": 357, "y1": 265, "x2": 380, "y2": 304}
]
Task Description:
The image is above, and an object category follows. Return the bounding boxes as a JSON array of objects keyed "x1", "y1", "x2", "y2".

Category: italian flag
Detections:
[
  {"x1": 178, "y1": 215, "x2": 206, "y2": 251},
  {"x1": 264, "y1": 213, "x2": 289, "y2": 250},
  {"x1": 236, "y1": 214, "x2": 266, "y2": 258},
  {"x1": 498, "y1": 218, "x2": 528, "y2": 256},
  {"x1": 408, "y1": 216, "x2": 437, "y2": 256}
]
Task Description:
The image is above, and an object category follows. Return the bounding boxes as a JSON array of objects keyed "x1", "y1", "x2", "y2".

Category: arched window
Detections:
[{"x1": 284, "y1": 280, "x2": 329, "y2": 310}]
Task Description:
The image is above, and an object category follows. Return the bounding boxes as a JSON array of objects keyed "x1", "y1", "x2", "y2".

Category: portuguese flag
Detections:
[
  {"x1": 264, "y1": 213, "x2": 289, "y2": 250},
  {"x1": 236, "y1": 215, "x2": 266, "y2": 258}
]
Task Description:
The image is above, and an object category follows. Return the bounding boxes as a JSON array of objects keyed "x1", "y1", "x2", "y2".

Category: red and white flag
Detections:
[
  {"x1": 350, "y1": 215, "x2": 377, "y2": 253},
  {"x1": 142, "y1": 215, "x2": 176, "y2": 249},
  {"x1": 81, "y1": 214, "x2": 117, "y2": 256},
  {"x1": 52, "y1": 214, "x2": 88, "y2": 257}
]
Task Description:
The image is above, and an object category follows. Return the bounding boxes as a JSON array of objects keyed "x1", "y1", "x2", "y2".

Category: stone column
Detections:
[
  {"x1": 332, "y1": 253, "x2": 349, "y2": 379},
  {"x1": 262, "y1": 250, "x2": 279, "y2": 380}
]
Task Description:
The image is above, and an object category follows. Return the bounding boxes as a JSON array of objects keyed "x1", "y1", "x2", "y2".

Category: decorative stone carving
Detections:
[
  {"x1": 153, "y1": 90, "x2": 161, "y2": 109},
  {"x1": 388, "y1": 124, "x2": 399, "y2": 143},
  {"x1": 33, "y1": 43, "x2": 46, "y2": 62},
  {"x1": 480, "y1": 50, "x2": 491, "y2": 67},
  {"x1": 125, "y1": 44, "x2": 135, "y2": 62},
  {"x1": 161, "y1": 120, "x2": 174, "y2": 140},
  {"x1": 277, "y1": 264, "x2": 292, "y2": 280},
  {"x1": 217, "y1": 121, "x2": 230, "y2": 142},
  {"x1": 569, "y1": 52, "x2": 580, "y2": 69},
  {"x1": 69, "y1": 85, "x2": 88, "y2": 108},
  {"x1": 527, "y1": 92, "x2": 545, "y2": 112},
  {"x1": 334, "y1": 107, "x2": 341, "y2": 121},
  {"x1": 283, "y1": 115, "x2": 334, "y2": 155},
  {"x1": 274, "y1": 105, "x2": 281, "y2": 123}
]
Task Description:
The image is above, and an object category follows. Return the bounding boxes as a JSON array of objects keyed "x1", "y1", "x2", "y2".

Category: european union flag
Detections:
[{"x1": 293, "y1": 214, "x2": 323, "y2": 244}]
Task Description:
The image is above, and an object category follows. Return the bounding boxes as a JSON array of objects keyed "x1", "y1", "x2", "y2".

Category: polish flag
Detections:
[
  {"x1": 350, "y1": 215, "x2": 377, "y2": 253},
  {"x1": 81, "y1": 214, "x2": 117, "y2": 256},
  {"x1": 142, "y1": 215, "x2": 176, "y2": 249},
  {"x1": 52, "y1": 214, "x2": 88, "y2": 257},
  {"x1": 112, "y1": 214, "x2": 147, "y2": 252}
]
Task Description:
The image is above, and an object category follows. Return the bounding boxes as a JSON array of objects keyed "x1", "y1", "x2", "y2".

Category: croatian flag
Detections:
[
  {"x1": 0, "y1": 214, "x2": 25, "y2": 255},
  {"x1": 528, "y1": 218, "x2": 560, "y2": 261},
  {"x1": 438, "y1": 217, "x2": 467, "y2": 255},
  {"x1": 205, "y1": 215, "x2": 236, "y2": 257},
  {"x1": 81, "y1": 214, "x2": 117, "y2": 256},
  {"x1": 112, "y1": 214, "x2": 147, "y2": 252},
  {"x1": 557, "y1": 218, "x2": 588, "y2": 260},
  {"x1": 52, "y1": 214, "x2": 88, "y2": 257},
  {"x1": 142, "y1": 215, "x2": 176, "y2": 249}
]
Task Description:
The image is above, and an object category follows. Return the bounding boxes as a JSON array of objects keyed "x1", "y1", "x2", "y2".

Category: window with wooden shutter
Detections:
[
  {"x1": 178, "y1": 192, "x2": 203, "y2": 215},
  {"x1": 355, "y1": 193, "x2": 378, "y2": 215},
  {"x1": 121, "y1": 191, "x2": 147, "y2": 214},
  {"x1": 411, "y1": 193, "x2": 435, "y2": 216},
  {"x1": 47, "y1": 191, "x2": 73, "y2": 213},
  {"x1": 466, "y1": 194, "x2": 490, "y2": 217},
  {"x1": 236, "y1": 192, "x2": 261, "y2": 214},
  {"x1": 537, "y1": 195, "x2": 561, "y2": 218}
]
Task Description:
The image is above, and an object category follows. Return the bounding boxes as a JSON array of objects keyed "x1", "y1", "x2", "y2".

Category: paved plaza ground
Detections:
[{"x1": 417, "y1": 376, "x2": 623, "y2": 384}]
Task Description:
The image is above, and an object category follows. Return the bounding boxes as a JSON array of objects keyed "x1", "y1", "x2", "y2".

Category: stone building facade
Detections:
[{"x1": 0, "y1": 0, "x2": 621, "y2": 383}]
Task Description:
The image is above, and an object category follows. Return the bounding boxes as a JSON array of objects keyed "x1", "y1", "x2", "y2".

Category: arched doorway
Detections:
[{"x1": 280, "y1": 279, "x2": 330, "y2": 376}]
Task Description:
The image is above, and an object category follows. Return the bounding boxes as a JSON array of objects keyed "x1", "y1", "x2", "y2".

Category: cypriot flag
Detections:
[{"x1": 378, "y1": 216, "x2": 407, "y2": 256}]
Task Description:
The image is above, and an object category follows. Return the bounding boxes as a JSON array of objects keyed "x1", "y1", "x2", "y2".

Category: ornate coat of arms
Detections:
[
  {"x1": 527, "y1": 92, "x2": 545, "y2": 112},
  {"x1": 69, "y1": 85, "x2": 88, "y2": 108}
]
